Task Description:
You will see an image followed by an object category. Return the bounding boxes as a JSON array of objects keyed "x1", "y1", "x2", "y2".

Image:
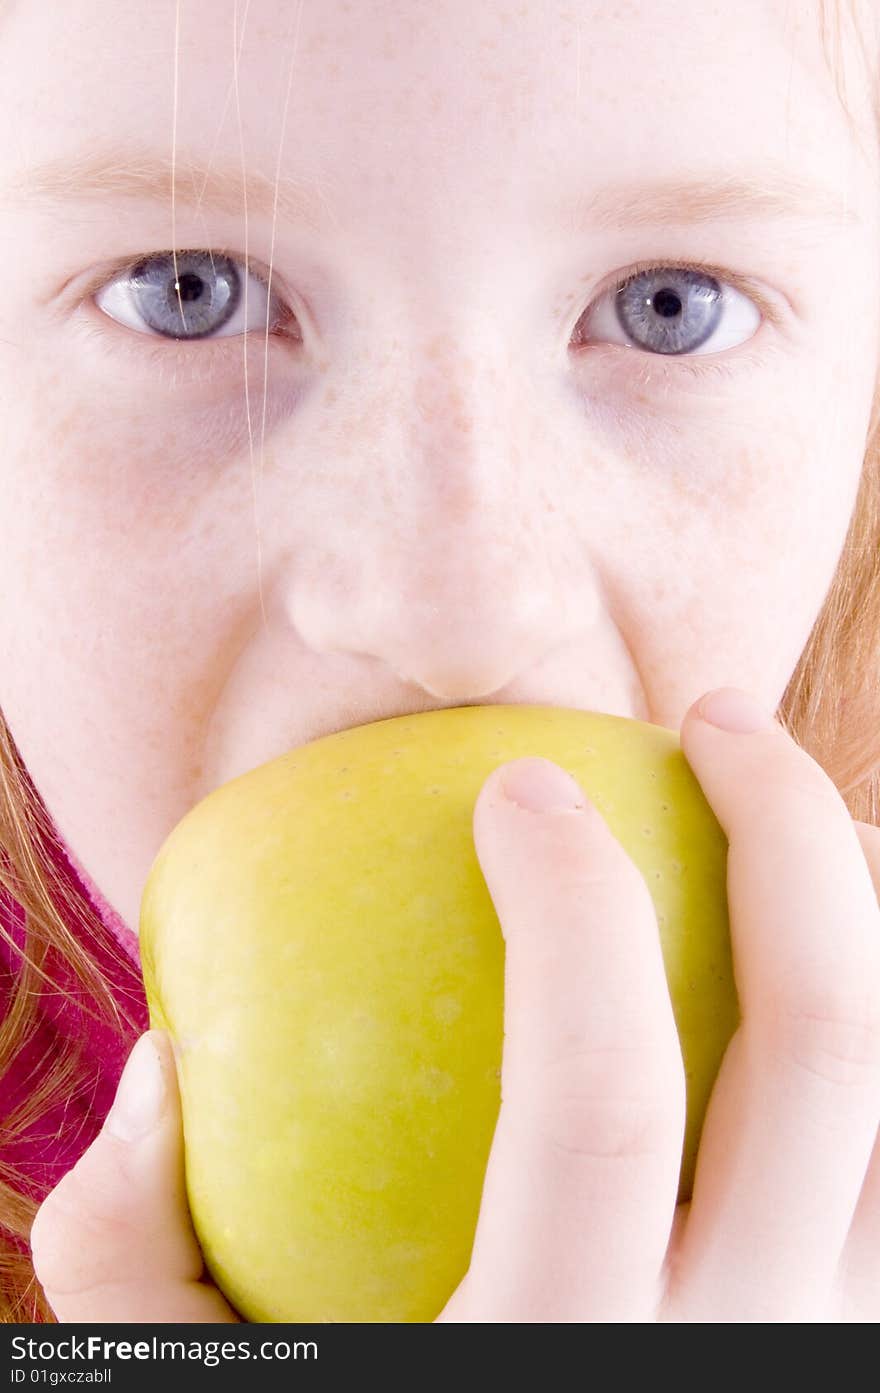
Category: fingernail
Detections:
[
  {"x1": 106, "y1": 1033, "x2": 166, "y2": 1142},
  {"x1": 501, "y1": 757, "x2": 586, "y2": 812},
  {"x1": 697, "y1": 687, "x2": 777, "y2": 734}
]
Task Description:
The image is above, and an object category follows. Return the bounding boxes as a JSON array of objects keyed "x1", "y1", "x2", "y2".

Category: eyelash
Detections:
[
  {"x1": 80, "y1": 247, "x2": 298, "y2": 377},
  {"x1": 582, "y1": 254, "x2": 776, "y2": 386},
  {"x1": 81, "y1": 249, "x2": 775, "y2": 386}
]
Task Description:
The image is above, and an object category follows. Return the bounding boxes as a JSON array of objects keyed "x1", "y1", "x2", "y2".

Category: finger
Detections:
[
  {"x1": 30, "y1": 1030, "x2": 239, "y2": 1323},
  {"x1": 441, "y1": 756, "x2": 685, "y2": 1322},
  {"x1": 838, "y1": 822, "x2": 880, "y2": 1319},
  {"x1": 837, "y1": 1122, "x2": 880, "y2": 1320},
  {"x1": 854, "y1": 821, "x2": 880, "y2": 906},
  {"x1": 665, "y1": 688, "x2": 880, "y2": 1322}
]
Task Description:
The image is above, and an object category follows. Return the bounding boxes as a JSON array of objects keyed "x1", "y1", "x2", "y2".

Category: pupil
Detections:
[
  {"x1": 653, "y1": 287, "x2": 682, "y2": 320},
  {"x1": 176, "y1": 272, "x2": 205, "y2": 304}
]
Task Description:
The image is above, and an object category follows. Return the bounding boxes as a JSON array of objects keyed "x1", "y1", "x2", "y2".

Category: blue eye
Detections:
[
  {"x1": 575, "y1": 260, "x2": 763, "y2": 359},
  {"x1": 94, "y1": 249, "x2": 294, "y2": 341},
  {"x1": 89, "y1": 249, "x2": 770, "y2": 389}
]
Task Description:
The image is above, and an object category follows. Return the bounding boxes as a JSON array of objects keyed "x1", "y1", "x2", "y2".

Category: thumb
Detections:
[{"x1": 30, "y1": 1029, "x2": 239, "y2": 1323}]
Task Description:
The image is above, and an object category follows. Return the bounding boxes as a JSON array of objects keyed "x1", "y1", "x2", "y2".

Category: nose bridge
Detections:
[
  {"x1": 408, "y1": 328, "x2": 513, "y2": 520},
  {"x1": 282, "y1": 323, "x2": 591, "y2": 703},
  {"x1": 360, "y1": 323, "x2": 554, "y2": 589},
  {"x1": 323, "y1": 311, "x2": 539, "y2": 541}
]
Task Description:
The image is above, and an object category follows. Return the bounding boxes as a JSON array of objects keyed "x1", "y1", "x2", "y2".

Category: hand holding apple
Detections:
[
  {"x1": 29, "y1": 690, "x2": 880, "y2": 1323},
  {"x1": 138, "y1": 701, "x2": 737, "y2": 1322}
]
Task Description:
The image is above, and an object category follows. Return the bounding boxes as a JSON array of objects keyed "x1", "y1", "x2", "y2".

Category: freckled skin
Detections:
[{"x1": 0, "y1": 0, "x2": 878, "y2": 931}]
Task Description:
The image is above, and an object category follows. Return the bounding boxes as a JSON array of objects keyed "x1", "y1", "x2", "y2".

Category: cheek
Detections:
[
  {"x1": 4, "y1": 380, "x2": 243, "y2": 655},
  {"x1": 29, "y1": 406, "x2": 253, "y2": 583},
  {"x1": 673, "y1": 428, "x2": 858, "y2": 668},
  {"x1": 661, "y1": 406, "x2": 858, "y2": 562},
  {"x1": 24, "y1": 339, "x2": 300, "y2": 515},
  {"x1": 731, "y1": 428, "x2": 861, "y2": 575}
]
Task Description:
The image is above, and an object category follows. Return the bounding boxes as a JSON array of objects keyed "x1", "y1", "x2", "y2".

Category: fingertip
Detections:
[
  {"x1": 472, "y1": 762, "x2": 515, "y2": 834},
  {"x1": 680, "y1": 694, "x2": 706, "y2": 734},
  {"x1": 143, "y1": 1024, "x2": 176, "y2": 1071},
  {"x1": 498, "y1": 757, "x2": 586, "y2": 814},
  {"x1": 693, "y1": 687, "x2": 779, "y2": 736},
  {"x1": 106, "y1": 1031, "x2": 167, "y2": 1142}
]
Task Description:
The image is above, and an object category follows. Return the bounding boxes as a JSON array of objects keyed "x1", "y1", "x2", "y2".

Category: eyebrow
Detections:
[
  {"x1": 1, "y1": 144, "x2": 861, "y2": 233},
  {"x1": 1, "y1": 145, "x2": 340, "y2": 233},
  {"x1": 559, "y1": 168, "x2": 861, "y2": 232}
]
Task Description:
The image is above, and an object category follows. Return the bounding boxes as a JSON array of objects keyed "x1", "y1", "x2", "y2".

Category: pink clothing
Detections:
[{"x1": 1, "y1": 791, "x2": 148, "y2": 1209}]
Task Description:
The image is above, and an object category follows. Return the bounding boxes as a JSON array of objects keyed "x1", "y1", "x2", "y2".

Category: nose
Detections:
[
  {"x1": 288, "y1": 483, "x2": 598, "y2": 704},
  {"x1": 293, "y1": 534, "x2": 595, "y2": 704},
  {"x1": 283, "y1": 350, "x2": 597, "y2": 703}
]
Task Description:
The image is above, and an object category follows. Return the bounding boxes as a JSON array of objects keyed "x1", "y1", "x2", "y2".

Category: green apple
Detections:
[{"x1": 139, "y1": 704, "x2": 738, "y2": 1323}]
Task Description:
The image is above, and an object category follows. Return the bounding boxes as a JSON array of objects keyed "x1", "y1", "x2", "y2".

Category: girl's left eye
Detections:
[
  {"x1": 573, "y1": 258, "x2": 765, "y2": 361},
  {"x1": 93, "y1": 249, "x2": 297, "y2": 342}
]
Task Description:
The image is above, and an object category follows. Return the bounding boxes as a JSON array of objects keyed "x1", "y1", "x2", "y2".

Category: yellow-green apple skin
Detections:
[{"x1": 139, "y1": 705, "x2": 738, "y2": 1323}]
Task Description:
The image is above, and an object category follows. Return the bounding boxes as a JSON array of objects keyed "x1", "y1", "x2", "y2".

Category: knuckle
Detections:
[
  {"x1": 772, "y1": 1001, "x2": 880, "y2": 1090},
  {"x1": 536, "y1": 1092, "x2": 672, "y2": 1160},
  {"x1": 30, "y1": 1165, "x2": 136, "y2": 1297},
  {"x1": 855, "y1": 819, "x2": 880, "y2": 853},
  {"x1": 30, "y1": 1175, "x2": 85, "y2": 1274},
  {"x1": 855, "y1": 821, "x2": 880, "y2": 902},
  {"x1": 531, "y1": 1046, "x2": 682, "y2": 1160},
  {"x1": 761, "y1": 760, "x2": 847, "y2": 829},
  {"x1": 534, "y1": 807, "x2": 646, "y2": 892}
]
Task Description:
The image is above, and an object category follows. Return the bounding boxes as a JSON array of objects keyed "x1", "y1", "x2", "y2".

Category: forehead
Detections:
[{"x1": 0, "y1": 0, "x2": 876, "y2": 244}]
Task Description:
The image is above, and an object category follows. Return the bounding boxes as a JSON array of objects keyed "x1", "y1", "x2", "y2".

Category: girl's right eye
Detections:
[{"x1": 93, "y1": 249, "x2": 299, "y2": 342}]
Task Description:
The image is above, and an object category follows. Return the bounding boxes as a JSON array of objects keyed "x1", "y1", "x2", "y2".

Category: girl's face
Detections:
[{"x1": 0, "y1": 0, "x2": 878, "y2": 933}]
